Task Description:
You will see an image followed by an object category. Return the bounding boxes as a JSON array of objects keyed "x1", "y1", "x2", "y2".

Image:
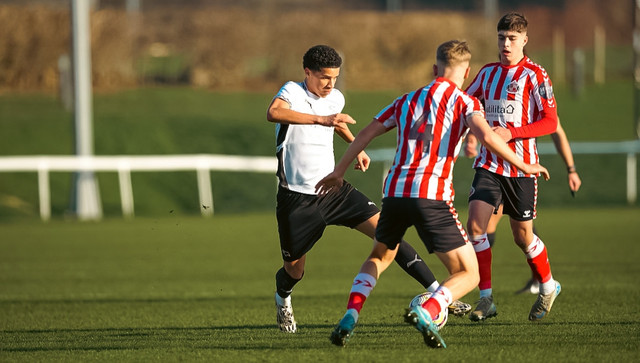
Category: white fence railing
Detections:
[
  {"x1": 0, "y1": 140, "x2": 638, "y2": 221},
  {"x1": 368, "y1": 139, "x2": 640, "y2": 206},
  {"x1": 0, "y1": 154, "x2": 277, "y2": 221}
]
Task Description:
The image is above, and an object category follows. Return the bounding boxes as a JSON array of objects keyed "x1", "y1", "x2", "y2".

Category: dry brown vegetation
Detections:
[{"x1": 0, "y1": 0, "x2": 631, "y2": 92}]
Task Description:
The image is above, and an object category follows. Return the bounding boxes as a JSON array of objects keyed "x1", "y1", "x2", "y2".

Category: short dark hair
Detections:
[
  {"x1": 303, "y1": 45, "x2": 342, "y2": 71},
  {"x1": 497, "y1": 12, "x2": 528, "y2": 33}
]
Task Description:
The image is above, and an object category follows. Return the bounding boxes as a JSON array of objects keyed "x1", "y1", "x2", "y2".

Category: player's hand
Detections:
[
  {"x1": 354, "y1": 151, "x2": 370, "y2": 172},
  {"x1": 568, "y1": 171, "x2": 581, "y2": 192},
  {"x1": 315, "y1": 171, "x2": 344, "y2": 196},
  {"x1": 321, "y1": 113, "x2": 356, "y2": 127},
  {"x1": 463, "y1": 135, "x2": 478, "y2": 158},
  {"x1": 523, "y1": 163, "x2": 550, "y2": 181},
  {"x1": 491, "y1": 126, "x2": 512, "y2": 142}
]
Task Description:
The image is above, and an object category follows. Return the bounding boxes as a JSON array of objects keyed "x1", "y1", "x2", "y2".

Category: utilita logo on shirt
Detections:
[
  {"x1": 485, "y1": 103, "x2": 515, "y2": 115},
  {"x1": 484, "y1": 99, "x2": 522, "y2": 123}
]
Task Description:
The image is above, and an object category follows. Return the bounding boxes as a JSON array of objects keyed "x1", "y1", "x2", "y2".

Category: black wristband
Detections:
[{"x1": 567, "y1": 165, "x2": 577, "y2": 174}]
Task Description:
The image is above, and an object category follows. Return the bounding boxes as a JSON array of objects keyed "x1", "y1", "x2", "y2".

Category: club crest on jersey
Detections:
[
  {"x1": 506, "y1": 80, "x2": 520, "y2": 94},
  {"x1": 539, "y1": 79, "x2": 555, "y2": 104}
]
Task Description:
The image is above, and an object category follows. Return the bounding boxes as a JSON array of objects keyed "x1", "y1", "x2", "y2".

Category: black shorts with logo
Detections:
[
  {"x1": 375, "y1": 197, "x2": 468, "y2": 254},
  {"x1": 276, "y1": 181, "x2": 379, "y2": 261},
  {"x1": 468, "y1": 167, "x2": 537, "y2": 221}
]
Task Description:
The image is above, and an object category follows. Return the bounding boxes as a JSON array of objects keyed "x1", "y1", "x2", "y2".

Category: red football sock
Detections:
[
  {"x1": 347, "y1": 292, "x2": 366, "y2": 312},
  {"x1": 423, "y1": 298, "x2": 442, "y2": 319},
  {"x1": 421, "y1": 286, "x2": 452, "y2": 319},
  {"x1": 346, "y1": 273, "x2": 377, "y2": 313},
  {"x1": 525, "y1": 235, "x2": 552, "y2": 283},
  {"x1": 472, "y1": 234, "x2": 492, "y2": 291}
]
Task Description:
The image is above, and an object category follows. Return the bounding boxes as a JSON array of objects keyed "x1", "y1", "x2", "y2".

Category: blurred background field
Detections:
[
  {"x1": 0, "y1": 81, "x2": 637, "y2": 218},
  {"x1": 0, "y1": 0, "x2": 638, "y2": 219},
  {"x1": 0, "y1": 0, "x2": 633, "y2": 92}
]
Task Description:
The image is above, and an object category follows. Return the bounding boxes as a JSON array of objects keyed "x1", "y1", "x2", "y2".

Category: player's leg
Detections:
[
  {"x1": 355, "y1": 206, "x2": 471, "y2": 316},
  {"x1": 467, "y1": 199, "x2": 498, "y2": 321},
  {"x1": 276, "y1": 257, "x2": 305, "y2": 302},
  {"x1": 421, "y1": 243, "x2": 478, "y2": 349},
  {"x1": 431, "y1": 242, "x2": 480, "y2": 313},
  {"x1": 510, "y1": 218, "x2": 561, "y2": 320},
  {"x1": 486, "y1": 204, "x2": 503, "y2": 247},
  {"x1": 489, "y1": 206, "x2": 540, "y2": 295},
  {"x1": 503, "y1": 177, "x2": 560, "y2": 321},
  {"x1": 515, "y1": 224, "x2": 541, "y2": 294},
  {"x1": 410, "y1": 243, "x2": 479, "y2": 336},
  {"x1": 467, "y1": 169, "x2": 503, "y2": 322},
  {"x1": 275, "y1": 257, "x2": 304, "y2": 333},
  {"x1": 488, "y1": 201, "x2": 541, "y2": 295},
  {"x1": 274, "y1": 188, "x2": 325, "y2": 333},
  {"x1": 330, "y1": 240, "x2": 399, "y2": 346},
  {"x1": 355, "y1": 213, "x2": 438, "y2": 292},
  {"x1": 330, "y1": 196, "x2": 407, "y2": 346},
  {"x1": 326, "y1": 182, "x2": 473, "y2": 314},
  {"x1": 405, "y1": 200, "x2": 476, "y2": 348}
]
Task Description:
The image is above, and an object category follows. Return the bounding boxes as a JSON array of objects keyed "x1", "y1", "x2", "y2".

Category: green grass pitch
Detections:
[{"x1": 1, "y1": 207, "x2": 639, "y2": 362}]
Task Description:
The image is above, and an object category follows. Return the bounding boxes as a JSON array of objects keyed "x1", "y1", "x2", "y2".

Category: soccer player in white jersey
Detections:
[
  {"x1": 464, "y1": 12, "x2": 562, "y2": 322},
  {"x1": 316, "y1": 40, "x2": 549, "y2": 348},
  {"x1": 266, "y1": 45, "x2": 471, "y2": 334},
  {"x1": 464, "y1": 120, "x2": 582, "y2": 294}
]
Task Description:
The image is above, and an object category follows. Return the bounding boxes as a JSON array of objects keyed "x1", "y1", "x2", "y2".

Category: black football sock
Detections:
[
  {"x1": 275, "y1": 267, "x2": 301, "y2": 299},
  {"x1": 395, "y1": 241, "x2": 437, "y2": 290}
]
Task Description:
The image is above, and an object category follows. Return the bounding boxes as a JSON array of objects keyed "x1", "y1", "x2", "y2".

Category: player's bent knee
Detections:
[
  {"x1": 284, "y1": 261, "x2": 305, "y2": 280},
  {"x1": 466, "y1": 270, "x2": 480, "y2": 288}
]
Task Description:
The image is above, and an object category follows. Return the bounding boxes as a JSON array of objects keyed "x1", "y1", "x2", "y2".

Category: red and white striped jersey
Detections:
[
  {"x1": 375, "y1": 77, "x2": 484, "y2": 201},
  {"x1": 466, "y1": 56, "x2": 558, "y2": 178}
]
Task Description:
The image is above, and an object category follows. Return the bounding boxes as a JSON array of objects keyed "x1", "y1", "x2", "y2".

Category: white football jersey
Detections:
[{"x1": 273, "y1": 81, "x2": 345, "y2": 195}]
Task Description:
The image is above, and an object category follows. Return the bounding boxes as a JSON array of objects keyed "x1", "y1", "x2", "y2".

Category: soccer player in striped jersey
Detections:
[
  {"x1": 267, "y1": 45, "x2": 470, "y2": 334},
  {"x1": 464, "y1": 12, "x2": 562, "y2": 322},
  {"x1": 316, "y1": 40, "x2": 549, "y2": 348},
  {"x1": 464, "y1": 120, "x2": 582, "y2": 294}
]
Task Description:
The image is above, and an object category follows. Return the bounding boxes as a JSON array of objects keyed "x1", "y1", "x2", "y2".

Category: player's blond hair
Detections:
[{"x1": 436, "y1": 40, "x2": 471, "y2": 67}]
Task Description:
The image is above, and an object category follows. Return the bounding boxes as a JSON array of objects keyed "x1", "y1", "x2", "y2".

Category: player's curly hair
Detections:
[
  {"x1": 436, "y1": 40, "x2": 471, "y2": 67},
  {"x1": 497, "y1": 12, "x2": 528, "y2": 33},
  {"x1": 303, "y1": 45, "x2": 342, "y2": 71}
]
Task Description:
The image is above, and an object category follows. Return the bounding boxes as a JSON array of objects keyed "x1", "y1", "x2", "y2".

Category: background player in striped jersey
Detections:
[
  {"x1": 464, "y1": 12, "x2": 562, "y2": 322},
  {"x1": 266, "y1": 44, "x2": 470, "y2": 334},
  {"x1": 316, "y1": 40, "x2": 549, "y2": 348},
  {"x1": 464, "y1": 120, "x2": 582, "y2": 294}
]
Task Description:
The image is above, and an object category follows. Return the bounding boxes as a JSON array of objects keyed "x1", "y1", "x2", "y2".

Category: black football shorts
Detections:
[
  {"x1": 468, "y1": 167, "x2": 538, "y2": 221},
  {"x1": 375, "y1": 197, "x2": 468, "y2": 254},
  {"x1": 276, "y1": 181, "x2": 379, "y2": 261}
]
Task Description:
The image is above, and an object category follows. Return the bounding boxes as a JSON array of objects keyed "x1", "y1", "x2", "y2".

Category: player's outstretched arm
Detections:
[
  {"x1": 551, "y1": 120, "x2": 582, "y2": 192},
  {"x1": 467, "y1": 113, "x2": 550, "y2": 180},
  {"x1": 334, "y1": 122, "x2": 371, "y2": 171},
  {"x1": 491, "y1": 109, "x2": 558, "y2": 142},
  {"x1": 463, "y1": 132, "x2": 479, "y2": 158},
  {"x1": 315, "y1": 120, "x2": 387, "y2": 195},
  {"x1": 267, "y1": 97, "x2": 356, "y2": 127}
]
